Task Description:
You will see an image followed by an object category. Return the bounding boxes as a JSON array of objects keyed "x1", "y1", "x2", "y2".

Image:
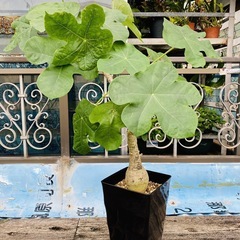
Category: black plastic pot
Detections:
[
  {"x1": 149, "y1": 18, "x2": 164, "y2": 38},
  {"x1": 101, "y1": 167, "x2": 171, "y2": 240}
]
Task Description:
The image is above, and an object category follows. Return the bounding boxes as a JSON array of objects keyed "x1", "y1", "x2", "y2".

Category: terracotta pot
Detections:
[
  {"x1": 188, "y1": 22, "x2": 195, "y2": 31},
  {"x1": 204, "y1": 26, "x2": 221, "y2": 38},
  {"x1": 102, "y1": 167, "x2": 171, "y2": 240}
]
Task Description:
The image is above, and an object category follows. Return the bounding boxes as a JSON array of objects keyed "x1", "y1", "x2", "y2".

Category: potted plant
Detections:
[
  {"x1": 179, "y1": 106, "x2": 225, "y2": 154},
  {"x1": 128, "y1": 1, "x2": 148, "y2": 37},
  {"x1": 4, "y1": 0, "x2": 220, "y2": 239},
  {"x1": 167, "y1": 0, "x2": 198, "y2": 30},
  {"x1": 197, "y1": 106, "x2": 225, "y2": 133},
  {"x1": 140, "y1": 0, "x2": 170, "y2": 37},
  {"x1": 197, "y1": 0, "x2": 224, "y2": 38}
]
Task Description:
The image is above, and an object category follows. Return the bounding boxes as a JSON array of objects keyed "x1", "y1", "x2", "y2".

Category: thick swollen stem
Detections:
[{"x1": 125, "y1": 131, "x2": 149, "y2": 193}]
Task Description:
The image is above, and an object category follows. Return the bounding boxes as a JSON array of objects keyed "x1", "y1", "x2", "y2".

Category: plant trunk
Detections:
[{"x1": 125, "y1": 131, "x2": 149, "y2": 193}]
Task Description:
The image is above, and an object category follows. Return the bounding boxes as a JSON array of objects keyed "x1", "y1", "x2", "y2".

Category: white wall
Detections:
[{"x1": 0, "y1": 0, "x2": 112, "y2": 14}]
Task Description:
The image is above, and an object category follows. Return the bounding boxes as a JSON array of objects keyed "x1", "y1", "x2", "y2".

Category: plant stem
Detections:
[
  {"x1": 152, "y1": 47, "x2": 175, "y2": 63},
  {"x1": 125, "y1": 131, "x2": 149, "y2": 193},
  {"x1": 95, "y1": 92, "x2": 108, "y2": 105},
  {"x1": 127, "y1": 131, "x2": 142, "y2": 170}
]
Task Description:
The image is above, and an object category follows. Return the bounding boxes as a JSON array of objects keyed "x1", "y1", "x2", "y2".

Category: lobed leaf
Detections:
[
  {"x1": 26, "y1": 2, "x2": 80, "y2": 32},
  {"x1": 45, "y1": 5, "x2": 113, "y2": 70},
  {"x1": 112, "y1": 0, "x2": 141, "y2": 39},
  {"x1": 73, "y1": 99, "x2": 98, "y2": 155},
  {"x1": 37, "y1": 65, "x2": 76, "y2": 99},
  {"x1": 23, "y1": 36, "x2": 66, "y2": 65},
  {"x1": 109, "y1": 61, "x2": 201, "y2": 138},
  {"x1": 103, "y1": 8, "x2": 129, "y2": 42},
  {"x1": 4, "y1": 16, "x2": 38, "y2": 52},
  {"x1": 89, "y1": 102, "x2": 125, "y2": 151},
  {"x1": 163, "y1": 19, "x2": 221, "y2": 67},
  {"x1": 76, "y1": 66, "x2": 99, "y2": 81},
  {"x1": 45, "y1": 12, "x2": 81, "y2": 42},
  {"x1": 98, "y1": 42, "x2": 150, "y2": 75}
]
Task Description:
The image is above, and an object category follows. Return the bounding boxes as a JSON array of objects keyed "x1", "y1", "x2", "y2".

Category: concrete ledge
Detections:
[{"x1": 0, "y1": 216, "x2": 240, "y2": 240}]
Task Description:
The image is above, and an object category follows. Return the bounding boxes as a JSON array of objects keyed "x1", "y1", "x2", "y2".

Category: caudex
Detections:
[{"x1": 5, "y1": 0, "x2": 220, "y2": 193}]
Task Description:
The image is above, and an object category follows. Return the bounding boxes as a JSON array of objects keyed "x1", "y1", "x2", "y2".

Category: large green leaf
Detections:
[
  {"x1": 103, "y1": 8, "x2": 129, "y2": 42},
  {"x1": 73, "y1": 99, "x2": 98, "y2": 155},
  {"x1": 98, "y1": 42, "x2": 150, "y2": 75},
  {"x1": 37, "y1": 65, "x2": 76, "y2": 99},
  {"x1": 112, "y1": 0, "x2": 141, "y2": 39},
  {"x1": 109, "y1": 61, "x2": 201, "y2": 138},
  {"x1": 44, "y1": 12, "x2": 81, "y2": 42},
  {"x1": 4, "y1": 16, "x2": 38, "y2": 52},
  {"x1": 26, "y1": 2, "x2": 80, "y2": 32},
  {"x1": 163, "y1": 19, "x2": 221, "y2": 67},
  {"x1": 89, "y1": 102, "x2": 125, "y2": 151},
  {"x1": 45, "y1": 4, "x2": 113, "y2": 70},
  {"x1": 76, "y1": 66, "x2": 99, "y2": 81},
  {"x1": 144, "y1": 47, "x2": 171, "y2": 63},
  {"x1": 23, "y1": 36, "x2": 66, "y2": 65}
]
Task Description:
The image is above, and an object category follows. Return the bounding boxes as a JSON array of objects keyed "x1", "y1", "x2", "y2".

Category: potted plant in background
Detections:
[
  {"x1": 140, "y1": 0, "x2": 170, "y2": 37},
  {"x1": 128, "y1": 0, "x2": 148, "y2": 37},
  {"x1": 167, "y1": 0, "x2": 198, "y2": 30},
  {"x1": 4, "y1": 0, "x2": 220, "y2": 239},
  {"x1": 179, "y1": 106, "x2": 225, "y2": 154},
  {"x1": 197, "y1": 106, "x2": 225, "y2": 134},
  {"x1": 197, "y1": 0, "x2": 225, "y2": 38}
]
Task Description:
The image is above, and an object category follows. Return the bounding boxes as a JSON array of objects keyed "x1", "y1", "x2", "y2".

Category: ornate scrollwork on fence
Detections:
[
  {"x1": 148, "y1": 122, "x2": 174, "y2": 149},
  {"x1": 218, "y1": 82, "x2": 240, "y2": 149},
  {"x1": 0, "y1": 82, "x2": 22, "y2": 150},
  {"x1": 78, "y1": 82, "x2": 105, "y2": 104},
  {"x1": 177, "y1": 82, "x2": 204, "y2": 150},
  {"x1": 0, "y1": 78, "x2": 52, "y2": 156},
  {"x1": 78, "y1": 82, "x2": 105, "y2": 151},
  {"x1": 147, "y1": 82, "x2": 204, "y2": 151},
  {"x1": 24, "y1": 82, "x2": 52, "y2": 150},
  {"x1": 178, "y1": 128, "x2": 203, "y2": 150}
]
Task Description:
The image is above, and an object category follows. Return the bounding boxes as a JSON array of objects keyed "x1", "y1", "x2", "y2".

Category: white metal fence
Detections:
[{"x1": 0, "y1": 72, "x2": 240, "y2": 159}]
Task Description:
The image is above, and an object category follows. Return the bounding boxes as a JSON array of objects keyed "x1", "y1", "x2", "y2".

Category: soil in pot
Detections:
[{"x1": 117, "y1": 179, "x2": 161, "y2": 194}]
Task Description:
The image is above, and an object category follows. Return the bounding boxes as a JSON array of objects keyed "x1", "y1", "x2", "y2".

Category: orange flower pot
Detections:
[
  {"x1": 188, "y1": 22, "x2": 195, "y2": 31},
  {"x1": 204, "y1": 26, "x2": 221, "y2": 38}
]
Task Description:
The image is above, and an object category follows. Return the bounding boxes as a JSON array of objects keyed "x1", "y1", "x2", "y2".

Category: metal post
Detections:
[
  {"x1": 19, "y1": 75, "x2": 28, "y2": 158},
  {"x1": 59, "y1": 95, "x2": 70, "y2": 158},
  {"x1": 222, "y1": 0, "x2": 236, "y2": 155},
  {"x1": 173, "y1": 139, "x2": 177, "y2": 158}
]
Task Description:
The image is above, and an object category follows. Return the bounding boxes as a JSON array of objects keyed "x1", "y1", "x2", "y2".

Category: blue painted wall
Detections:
[{"x1": 0, "y1": 162, "x2": 239, "y2": 218}]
